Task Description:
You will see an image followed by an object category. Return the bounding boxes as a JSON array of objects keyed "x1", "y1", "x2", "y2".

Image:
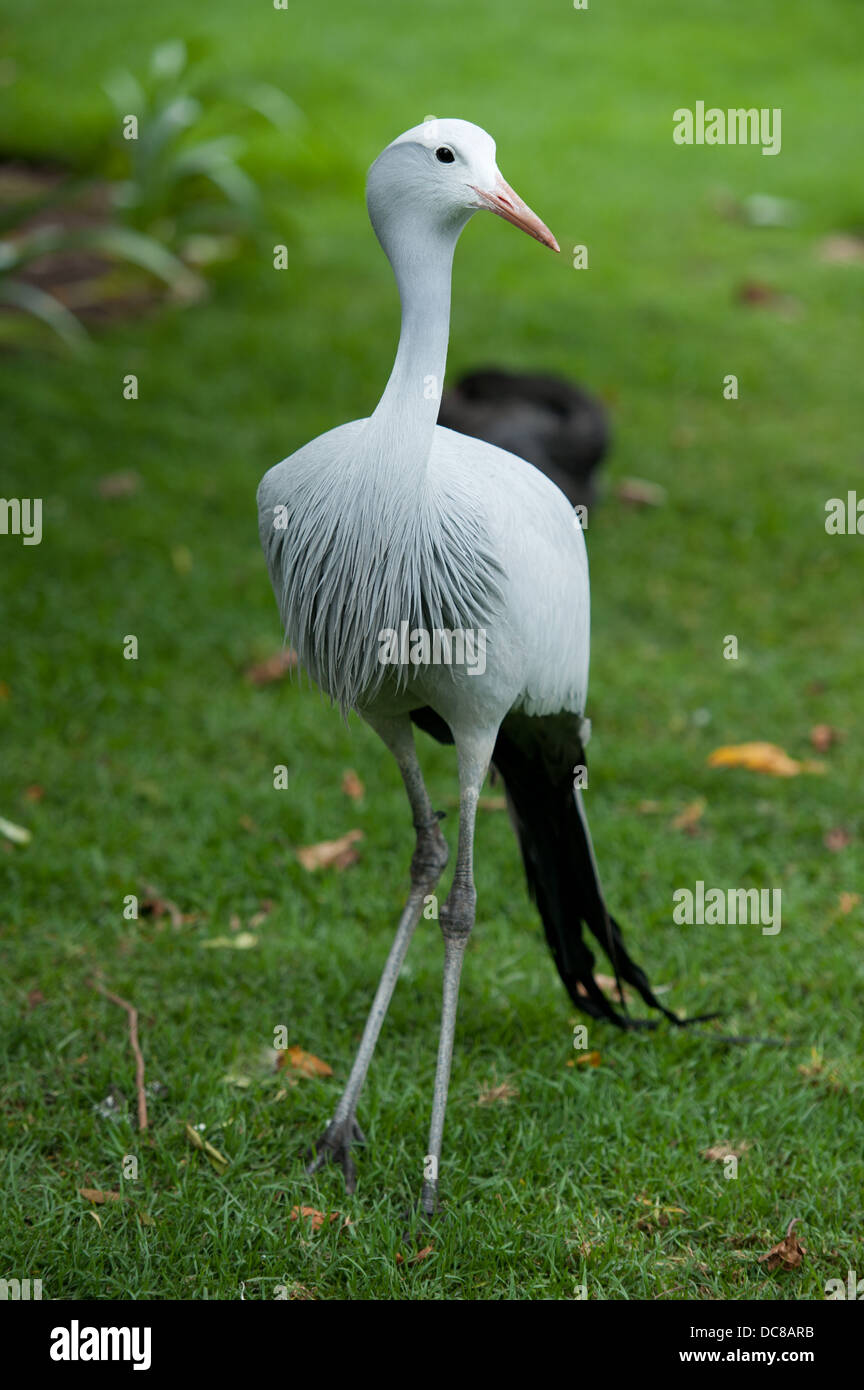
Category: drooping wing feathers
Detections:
[{"x1": 258, "y1": 428, "x2": 504, "y2": 715}]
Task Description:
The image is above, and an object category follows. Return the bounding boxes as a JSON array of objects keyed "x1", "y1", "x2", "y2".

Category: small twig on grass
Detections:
[{"x1": 90, "y1": 980, "x2": 148, "y2": 1132}]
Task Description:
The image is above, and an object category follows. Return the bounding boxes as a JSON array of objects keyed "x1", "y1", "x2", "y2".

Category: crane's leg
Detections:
[
  {"x1": 419, "y1": 726, "x2": 497, "y2": 1217},
  {"x1": 305, "y1": 713, "x2": 448, "y2": 1192}
]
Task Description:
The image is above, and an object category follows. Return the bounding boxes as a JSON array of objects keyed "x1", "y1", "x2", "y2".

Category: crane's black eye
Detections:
[{"x1": 435, "y1": 146, "x2": 455, "y2": 163}]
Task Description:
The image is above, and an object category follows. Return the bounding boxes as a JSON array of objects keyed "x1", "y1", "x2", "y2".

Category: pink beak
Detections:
[{"x1": 471, "y1": 175, "x2": 560, "y2": 253}]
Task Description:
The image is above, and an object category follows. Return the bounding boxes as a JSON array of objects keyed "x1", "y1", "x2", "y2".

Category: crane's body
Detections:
[
  {"x1": 258, "y1": 118, "x2": 682, "y2": 1216},
  {"x1": 259, "y1": 418, "x2": 590, "y2": 727}
]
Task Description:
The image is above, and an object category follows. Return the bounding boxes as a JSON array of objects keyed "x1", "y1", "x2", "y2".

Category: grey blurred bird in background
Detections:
[{"x1": 439, "y1": 366, "x2": 609, "y2": 510}]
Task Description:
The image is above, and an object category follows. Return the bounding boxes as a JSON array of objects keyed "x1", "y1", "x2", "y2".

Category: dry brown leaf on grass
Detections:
[
  {"x1": 702, "y1": 1141, "x2": 751, "y2": 1162},
  {"x1": 396, "y1": 1245, "x2": 434, "y2": 1265},
  {"x1": 341, "y1": 769, "x2": 365, "y2": 801},
  {"x1": 707, "y1": 742, "x2": 816, "y2": 777},
  {"x1": 276, "y1": 1046, "x2": 333, "y2": 1079},
  {"x1": 139, "y1": 885, "x2": 186, "y2": 929},
  {"x1": 810, "y1": 724, "x2": 842, "y2": 752},
  {"x1": 97, "y1": 470, "x2": 140, "y2": 499},
  {"x1": 758, "y1": 1219, "x2": 806, "y2": 1272},
  {"x1": 476, "y1": 1080, "x2": 519, "y2": 1105},
  {"x1": 296, "y1": 828, "x2": 363, "y2": 872},
  {"x1": 78, "y1": 1188, "x2": 122, "y2": 1204},
  {"x1": 282, "y1": 1282, "x2": 316, "y2": 1300},
  {"x1": 244, "y1": 649, "x2": 298, "y2": 685},
  {"x1": 672, "y1": 799, "x2": 706, "y2": 834},
  {"x1": 289, "y1": 1206, "x2": 350, "y2": 1231},
  {"x1": 824, "y1": 828, "x2": 853, "y2": 852},
  {"x1": 23, "y1": 784, "x2": 44, "y2": 802},
  {"x1": 615, "y1": 477, "x2": 667, "y2": 508},
  {"x1": 290, "y1": 1206, "x2": 328, "y2": 1230},
  {"x1": 573, "y1": 1051, "x2": 602, "y2": 1068},
  {"x1": 838, "y1": 892, "x2": 860, "y2": 915},
  {"x1": 736, "y1": 282, "x2": 802, "y2": 318}
]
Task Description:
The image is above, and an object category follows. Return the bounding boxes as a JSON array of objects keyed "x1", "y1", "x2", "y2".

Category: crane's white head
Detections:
[{"x1": 367, "y1": 118, "x2": 559, "y2": 256}]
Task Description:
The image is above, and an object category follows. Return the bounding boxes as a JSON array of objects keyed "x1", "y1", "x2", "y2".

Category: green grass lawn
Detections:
[{"x1": 1, "y1": 0, "x2": 862, "y2": 1300}]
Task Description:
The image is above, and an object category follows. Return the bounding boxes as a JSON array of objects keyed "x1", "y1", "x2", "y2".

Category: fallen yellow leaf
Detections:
[{"x1": 707, "y1": 742, "x2": 801, "y2": 777}]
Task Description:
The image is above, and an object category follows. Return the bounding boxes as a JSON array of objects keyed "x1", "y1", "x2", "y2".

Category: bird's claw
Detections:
[{"x1": 304, "y1": 1116, "x2": 365, "y2": 1193}]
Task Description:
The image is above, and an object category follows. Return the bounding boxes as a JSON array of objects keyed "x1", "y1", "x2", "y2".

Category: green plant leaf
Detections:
[
  {"x1": 102, "y1": 69, "x2": 147, "y2": 121},
  {"x1": 231, "y1": 82, "x2": 304, "y2": 130},
  {"x1": 0, "y1": 278, "x2": 89, "y2": 351},
  {"x1": 202, "y1": 161, "x2": 259, "y2": 214},
  {"x1": 1, "y1": 223, "x2": 204, "y2": 294},
  {"x1": 149, "y1": 39, "x2": 188, "y2": 84},
  {"x1": 170, "y1": 135, "x2": 246, "y2": 178},
  {"x1": 78, "y1": 226, "x2": 205, "y2": 294}
]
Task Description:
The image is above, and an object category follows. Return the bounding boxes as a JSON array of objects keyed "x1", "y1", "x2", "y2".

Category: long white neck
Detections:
[{"x1": 364, "y1": 214, "x2": 469, "y2": 478}]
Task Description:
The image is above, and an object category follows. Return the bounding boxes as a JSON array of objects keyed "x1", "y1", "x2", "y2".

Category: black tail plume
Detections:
[{"x1": 491, "y1": 713, "x2": 698, "y2": 1030}]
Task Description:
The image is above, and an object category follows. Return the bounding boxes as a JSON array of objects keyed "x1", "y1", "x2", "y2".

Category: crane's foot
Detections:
[
  {"x1": 401, "y1": 1189, "x2": 447, "y2": 1244},
  {"x1": 304, "y1": 1116, "x2": 365, "y2": 1193}
]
